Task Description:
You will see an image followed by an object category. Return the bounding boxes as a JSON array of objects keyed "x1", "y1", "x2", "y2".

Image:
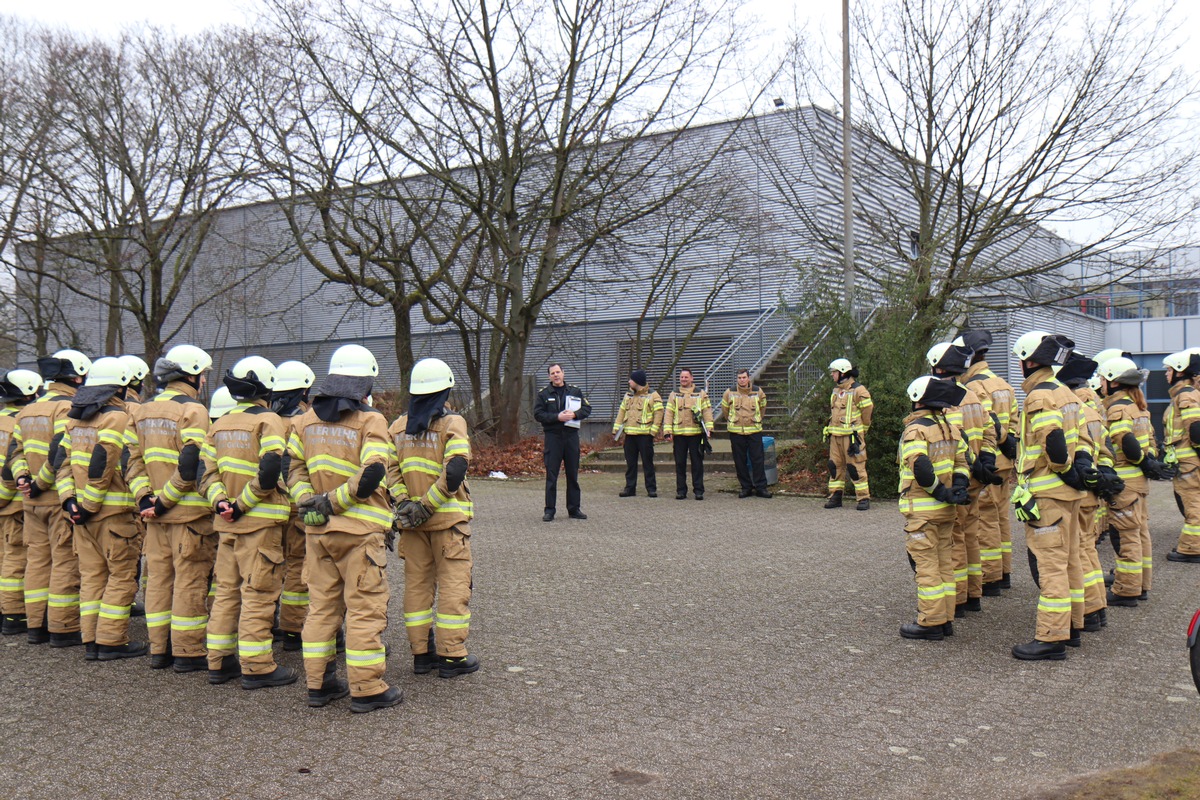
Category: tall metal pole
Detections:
[{"x1": 841, "y1": 0, "x2": 855, "y2": 309}]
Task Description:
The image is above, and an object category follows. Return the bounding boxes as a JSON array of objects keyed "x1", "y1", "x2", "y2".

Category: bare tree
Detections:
[
  {"x1": 268, "y1": 0, "x2": 759, "y2": 442},
  {"x1": 767, "y1": 0, "x2": 1197, "y2": 348},
  {"x1": 17, "y1": 26, "x2": 277, "y2": 378}
]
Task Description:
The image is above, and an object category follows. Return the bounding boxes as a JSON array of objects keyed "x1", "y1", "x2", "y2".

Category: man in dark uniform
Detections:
[{"x1": 534, "y1": 364, "x2": 591, "y2": 522}]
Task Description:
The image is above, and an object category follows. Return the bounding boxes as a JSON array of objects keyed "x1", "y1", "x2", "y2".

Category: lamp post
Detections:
[{"x1": 841, "y1": 0, "x2": 855, "y2": 310}]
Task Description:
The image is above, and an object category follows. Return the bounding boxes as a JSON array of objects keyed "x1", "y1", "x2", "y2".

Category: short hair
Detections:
[
  {"x1": 737, "y1": 369, "x2": 750, "y2": 378},
  {"x1": 547, "y1": 363, "x2": 562, "y2": 374},
  {"x1": 679, "y1": 368, "x2": 692, "y2": 376}
]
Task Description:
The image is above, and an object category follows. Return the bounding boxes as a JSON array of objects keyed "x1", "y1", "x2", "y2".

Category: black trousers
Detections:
[
  {"x1": 623, "y1": 434, "x2": 656, "y2": 492},
  {"x1": 673, "y1": 435, "x2": 705, "y2": 495},
  {"x1": 730, "y1": 432, "x2": 767, "y2": 492},
  {"x1": 544, "y1": 428, "x2": 582, "y2": 514}
]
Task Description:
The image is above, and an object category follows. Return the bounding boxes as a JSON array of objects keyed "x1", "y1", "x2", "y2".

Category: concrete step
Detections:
[{"x1": 584, "y1": 437, "x2": 791, "y2": 473}]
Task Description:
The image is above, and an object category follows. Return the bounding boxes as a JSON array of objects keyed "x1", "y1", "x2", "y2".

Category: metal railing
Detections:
[
  {"x1": 787, "y1": 301, "x2": 884, "y2": 415},
  {"x1": 704, "y1": 280, "x2": 815, "y2": 420}
]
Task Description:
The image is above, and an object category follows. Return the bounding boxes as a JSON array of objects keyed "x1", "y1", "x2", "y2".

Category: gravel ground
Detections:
[{"x1": 3, "y1": 469, "x2": 1198, "y2": 799}]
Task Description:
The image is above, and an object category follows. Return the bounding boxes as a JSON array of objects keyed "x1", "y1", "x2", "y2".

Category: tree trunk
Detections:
[
  {"x1": 393, "y1": 301, "x2": 414, "y2": 403},
  {"x1": 494, "y1": 333, "x2": 529, "y2": 445}
]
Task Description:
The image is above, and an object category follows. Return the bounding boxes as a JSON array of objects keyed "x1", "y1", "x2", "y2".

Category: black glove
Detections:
[
  {"x1": 848, "y1": 432, "x2": 862, "y2": 457},
  {"x1": 999, "y1": 433, "x2": 1018, "y2": 461},
  {"x1": 1096, "y1": 466, "x2": 1125, "y2": 502},
  {"x1": 1140, "y1": 455, "x2": 1174, "y2": 481},
  {"x1": 16, "y1": 475, "x2": 43, "y2": 499},
  {"x1": 950, "y1": 474, "x2": 971, "y2": 505},
  {"x1": 258, "y1": 452, "x2": 282, "y2": 489},
  {"x1": 702, "y1": 440, "x2": 713, "y2": 455},
  {"x1": 62, "y1": 497, "x2": 93, "y2": 525},
  {"x1": 970, "y1": 454, "x2": 1002, "y2": 486},
  {"x1": 137, "y1": 495, "x2": 155, "y2": 513},
  {"x1": 930, "y1": 483, "x2": 954, "y2": 505},
  {"x1": 298, "y1": 494, "x2": 334, "y2": 526},
  {"x1": 1056, "y1": 463, "x2": 1086, "y2": 491},
  {"x1": 216, "y1": 499, "x2": 244, "y2": 522},
  {"x1": 385, "y1": 526, "x2": 396, "y2": 552},
  {"x1": 153, "y1": 497, "x2": 169, "y2": 518}
]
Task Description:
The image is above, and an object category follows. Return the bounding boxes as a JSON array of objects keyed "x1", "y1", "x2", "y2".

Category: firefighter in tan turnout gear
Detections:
[
  {"x1": 663, "y1": 368, "x2": 713, "y2": 500},
  {"x1": 825, "y1": 358, "x2": 873, "y2": 510},
  {"x1": 288, "y1": 344, "x2": 399, "y2": 712},
  {"x1": 12, "y1": 349, "x2": 92, "y2": 647},
  {"x1": 0, "y1": 370, "x2": 41, "y2": 635},
  {"x1": 1162, "y1": 350, "x2": 1200, "y2": 563},
  {"x1": 898, "y1": 376, "x2": 971, "y2": 641},
  {"x1": 722, "y1": 369, "x2": 771, "y2": 498},
  {"x1": 926, "y1": 341, "x2": 1001, "y2": 618},
  {"x1": 57, "y1": 357, "x2": 147, "y2": 660},
  {"x1": 613, "y1": 369, "x2": 663, "y2": 497},
  {"x1": 1010, "y1": 331, "x2": 1086, "y2": 661},
  {"x1": 957, "y1": 330, "x2": 1019, "y2": 590},
  {"x1": 200, "y1": 356, "x2": 297, "y2": 690},
  {"x1": 126, "y1": 344, "x2": 216, "y2": 671},
  {"x1": 389, "y1": 358, "x2": 479, "y2": 681},
  {"x1": 270, "y1": 360, "x2": 316, "y2": 649}
]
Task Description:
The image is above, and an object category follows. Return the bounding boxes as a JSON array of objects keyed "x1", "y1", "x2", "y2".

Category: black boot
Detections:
[
  {"x1": 676, "y1": 491, "x2": 688, "y2": 500},
  {"x1": 1066, "y1": 628, "x2": 1082, "y2": 648},
  {"x1": 855, "y1": 498, "x2": 870, "y2": 511},
  {"x1": 618, "y1": 487, "x2": 635, "y2": 497},
  {"x1": 84, "y1": 642, "x2": 99, "y2": 661},
  {"x1": 982, "y1": 582, "x2": 1002, "y2": 597},
  {"x1": 438, "y1": 653, "x2": 481, "y2": 678},
  {"x1": 336, "y1": 628, "x2": 346, "y2": 654},
  {"x1": 963, "y1": 597, "x2": 982, "y2": 612},
  {"x1": 208, "y1": 655, "x2": 242, "y2": 685},
  {"x1": 97, "y1": 642, "x2": 149, "y2": 661},
  {"x1": 130, "y1": 601, "x2": 146, "y2": 618},
  {"x1": 1082, "y1": 611, "x2": 1103, "y2": 632},
  {"x1": 172, "y1": 656, "x2": 207, "y2": 673},
  {"x1": 899, "y1": 622, "x2": 944, "y2": 641},
  {"x1": 1012, "y1": 640, "x2": 1067, "y2": 660},
  {"x1": 1106, "y1": 590, "x2": 1138, "y2": 608},
  {"x1": 308, "y1": 663, "x2": 350, "y2": 708},
  {"x1": 1099, "y1": 608, "x2": 1108, "y2": 627},
  {"x1": 941, "y1": 622, "x2": 954, "y2": 637},
  {"x1": 350, "y1": 685, "x2": 403, "y2": 713},
  {"x1": 26, "y1": 626, "x2": 48, "y2": 645},
  {"x1": 150, "y1": 653, "x2": 175, "y2": 670},
  {"x1": 999, "y1": 572, "x2": 1012, "y2": 589},
  {"x1": 1167, "y1": 549, "x2": 1200, "y2": 563},
  {"x1": 1, "y1": 614, "x2": 27, "y2": 635},
  {"x1": 1138, "y1": 590, "x2": 1149, "y2": 601},
  {"x1": 49, "y1": 631, "x2": 83, "y2": 648},
  {"x1": 823, "y1": 491, "x2": 843, "y2": 509},
  {"x1": 281, "y1": 631, "x2": 301, "y2": 652},
  {"x1": 414, "y1": 629, "x2": 438, "y2": 675},
  {"x1": 954, "y1": 604, "x2": 966, "y2": 619},
  {"x1": 1104, "y1": 570, "x2": 1115, "y2": 587},
  {"x1": 242, "y1": 665, "x2": 298, "y2": 690}
]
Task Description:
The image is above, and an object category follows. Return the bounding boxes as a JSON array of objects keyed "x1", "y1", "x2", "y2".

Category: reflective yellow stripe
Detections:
[{"x1": 345, "y1": 647, "x2": 386, "y2": 666}]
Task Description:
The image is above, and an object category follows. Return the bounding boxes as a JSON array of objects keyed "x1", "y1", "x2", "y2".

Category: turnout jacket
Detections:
[
  {"x1": 0, "y1": 406, "x2": 23, "y2": 516},
  {"x1": 963, "y1": 361, "x2": 1016, "y2": 471},
  {"x1": 721, "y1": 385, "x2": 767, "y2": 435},
  {"x1": 125, "y1": 381, "x2": 211, "y2": 523},
  {"x1": 948, "y1": 378, "x2": 998, "y2": 461},
  {"x1": 55, "y1": 395, "x2": 134, "y2": 522},
  {"x1": 897, "y1": 409, "x2": 968, "y2": 518},
  {"x1": 286, "y1": 405, "x2": 393, "y2": 535},
  {"x1": 1016, "y1": 368, "x2": 1087, "y2": 502},
  {"x1": 613, "y1": 386, "x2": 663, "y2": 437},
  {"x1": 11, "y1": 381, "x2": 78, "y2": 506},
  {"x1": 1164, "y1": 381, "x2": 1200, "y2": 467},
  {"x1": 1103, "y1": 389, "x2": 1154, "y2": 493},
  {"x1": 664, "y1": 386, "x2": 713, "y2": 436},
  {"x1": 387, "y1": 413, "x2": 473, "y2": 533},
  {"x1": 200, "y1": 400, "x2": 290, "y2": 534},
  {"x1": 828, "y1": 377, "x2": 873, "y2": 436}
]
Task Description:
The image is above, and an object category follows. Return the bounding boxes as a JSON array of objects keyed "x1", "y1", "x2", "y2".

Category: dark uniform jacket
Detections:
[{"x1": 534, "y1": 384, "x2": 591, "y2": 433}]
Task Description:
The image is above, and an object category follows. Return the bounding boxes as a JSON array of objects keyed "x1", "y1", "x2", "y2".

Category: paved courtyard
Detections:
[{"x1": 3, "y1": 470, "x2": 1199, "y2": 799}]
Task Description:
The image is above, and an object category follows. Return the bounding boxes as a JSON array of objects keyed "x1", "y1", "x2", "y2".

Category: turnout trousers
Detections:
[
  {"x1": 207, "y1": 527, "x2": 284, "y2": 676},
  {"x1": 1025, "y1": 496, "x2": 1081, "y2": 643},
  {"x1": 976, "y1": 468, "x2": 1014, "y2": 582},
  {"x1": 23, "y1": 504, "x2": 79, "y2": 633},
  {"x1": 75, "y1": 516, "x2": 142, "y2": 646},
  {"x1": 401, "y1": 524, "x2": 472, "y2": 659},
  {"x1": 302, "y1": 530, "x2": 390, "y2": 698},
  {"x1": 279, "y1": 515, "x2": 309, "y2": 633},
  {"x1": 0, "y1": 514, "x2": 26, "y2": 617},
  {"x1": 905, "y1": 513, "x2": 956, "y2": 627},
  {"x1": 827, "y1": 434, "x2": 869, "y2": 500},
  {"x1": 1173, "y1": 463, "x2": 1200, "y2": 556}
]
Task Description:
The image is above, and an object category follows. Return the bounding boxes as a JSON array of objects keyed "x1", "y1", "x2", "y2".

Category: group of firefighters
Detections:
[
  {"x1": 0, "y1": 344, "x2": 476, "y2": 713},
  {"x1": 840, "y1": 328, "x2": 1199, "y2": 660}
]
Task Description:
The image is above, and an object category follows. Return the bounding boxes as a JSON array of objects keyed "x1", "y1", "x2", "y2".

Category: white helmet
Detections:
[
  {"x1": 225, "y1": 356, "x2": 276, "y2": 398},
  {"x1": 1086, "y1": 374, "x2": 1102, "y2": 392},
  {"x1": 906, "y1": 375, "x2": 934, "y2": 403},
  {"x1": 208, "y1": 386, "x2": 237, "y2": 419},
  {"x1": 162, "y1": 344, "x2": 213, "y2": 376},
  {"x1": 119, "y1": 355, "x2": 150, "y2": 383},
  {"x1": 906, "y1": 375, "x2": 966, "y2": 409},
  {"x1": 85, "y1": 356, "x2": 133, "y2": 387},
  {"x1": 329, "y1": 344, "x2": 378, "y2": 378},
  {"x1": 1098, "y1": 356, "x2": 1142, "y2": 386},
  {"x1": 274, "y1": 361, "x2": 315, "y2": 392},
  {"x1": 410, "y1": 358, "x2": 454, "y2": 394},
  {"x1": 828, "y1": 358, "x2": 853, "y2": 373},
  {"x1": 1163, "y1": 351, "x2": 1196, "y2": 374},
  {"x1": 3, "y1": 369, "x2": 41, "y2": 398},
  {"x1": 1012, "y1": 331, "x2": 1051, "y2": 360},
  {"x1": 47, "y1": 349, "x2": 92, "y2": 379},
  {"x1": 1093, "y1": 348, "x2": 1127, "y2": 368}
]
